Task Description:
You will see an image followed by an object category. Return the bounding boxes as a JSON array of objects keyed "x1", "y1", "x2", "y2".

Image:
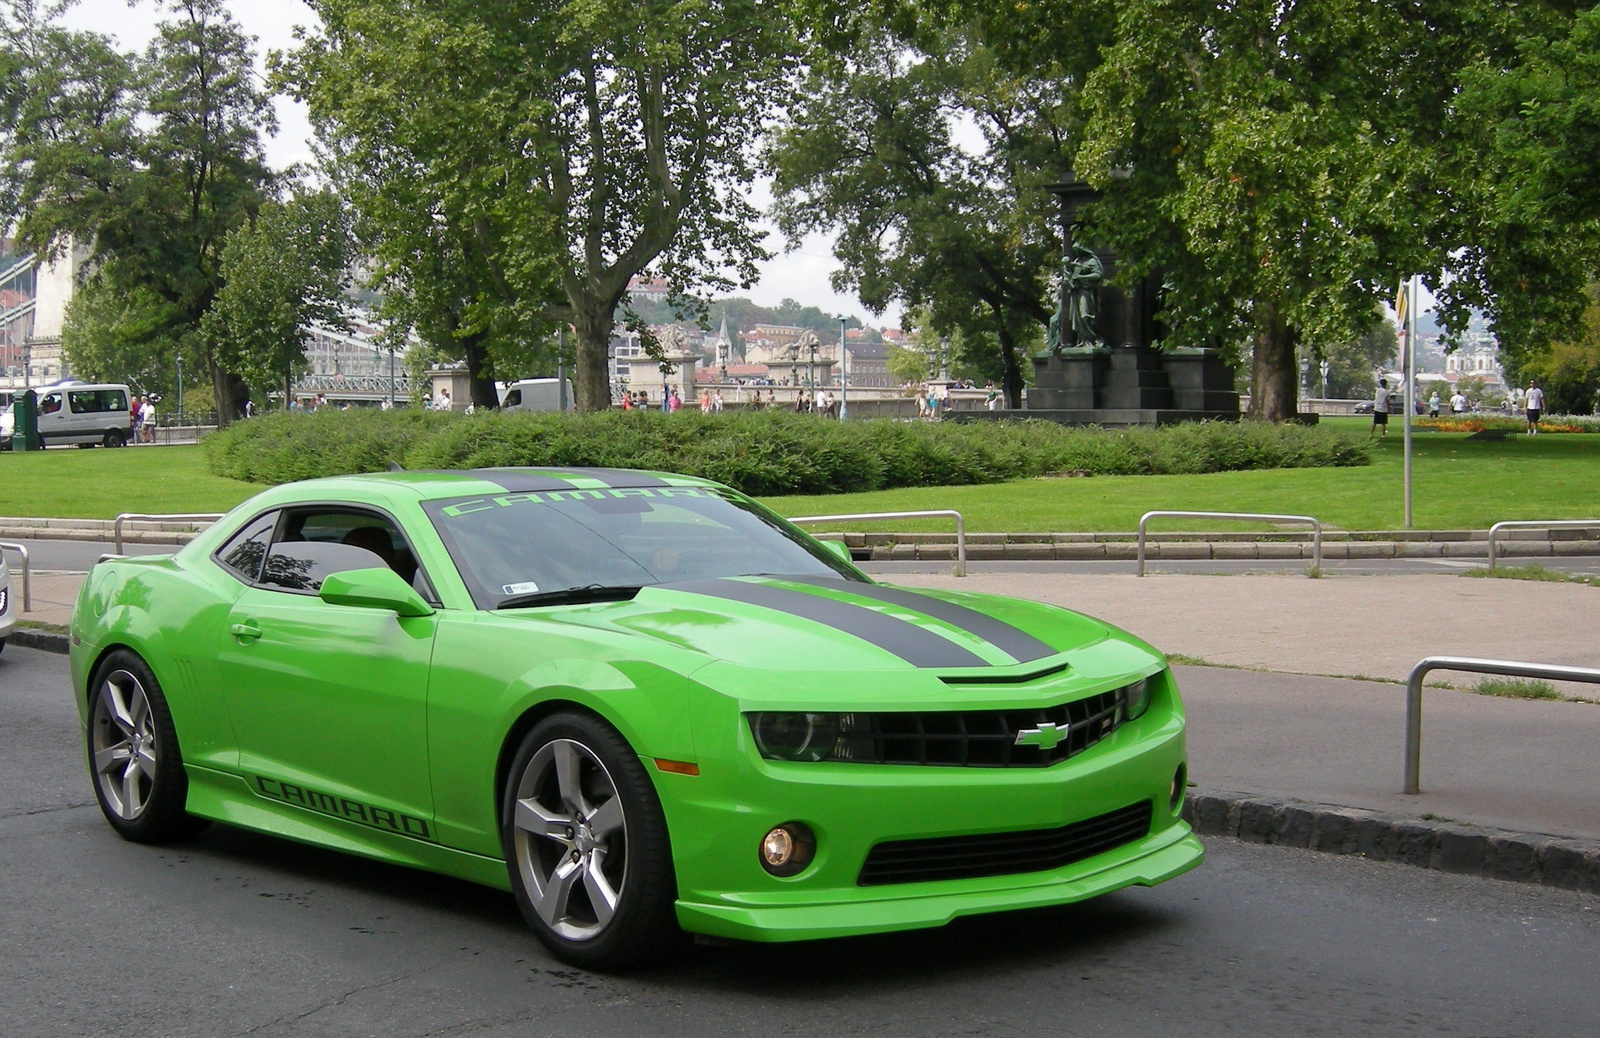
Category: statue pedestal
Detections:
[
  {"x1": 1163, "y1": 349, "x2": 1241, "y2": 413},
  {"x1": 1028, "y1": 350, "x2": 1106, "y2": 410},
  {"x1": 962, "y1": 346, "x2": 1243, "y2": 427}
]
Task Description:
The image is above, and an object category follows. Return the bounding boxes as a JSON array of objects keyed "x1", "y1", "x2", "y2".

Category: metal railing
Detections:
[
  {"x1": 0, "y1": 540, "x2": 28, "y2": 612},
  {"x1": 113, "y1": 513, "x2": 226, "y2": 555},
  {"x1": 1487, "y1": 519, "x2": 1600, "y2": 568},
  {"x1": 788, "y1": 510, "x2": 967, "y2": 577},
  {"x1": 1137, "y1": 511, "x2": 1322, "y2": 577},
  {"x1": 1404, "y1": 655, "x2": 1600, "y2": 794}
]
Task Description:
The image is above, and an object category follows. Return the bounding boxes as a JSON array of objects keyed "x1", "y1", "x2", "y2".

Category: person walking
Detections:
[
  {"x1": 1525, "y1": 381, "x2": 1544, "y2": 435},
  {"x1": 1428, "y1": 391, "x2": 1440, "y2": 418},
  {"x1": 815, "y1": 387, "x2": 831, "y2": 417},
  {"x1": 1370, "y1": 379, "x2": 1391, "y2": 438},
  {"x1": 668, "y1": 388, "x2": 682, "y2": 412},
  {"x1": 985, "y1": 381, "x2": 999, "y2": 411},
  {"x1": 139, "y1": 395, "x2": 156, "y2": 443},
  {"x1": 713, "y1": 389, "x2": 724, "y2": 413},
  {"x1": 1450, "y1": 389, "x2": 1467, "y2": 415}
]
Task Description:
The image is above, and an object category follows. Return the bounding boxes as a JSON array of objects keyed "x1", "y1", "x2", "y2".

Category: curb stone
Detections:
[
  {"x1": 7, "y1": 628, "x2": 70, "y2": 655},
  {"x1": 1183, "y1": 791, "x2": 1600, "y2": 892}
]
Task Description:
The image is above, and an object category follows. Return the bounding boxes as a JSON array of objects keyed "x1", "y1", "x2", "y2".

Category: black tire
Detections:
[
  {"x1": 86, "y1": 649, "x2": 209, "y2": 843},
  {"x1": 501, "y1": 711, "x2": 682, "y2": 970},
  {"x1": 103, "y1": 430, "x2": 123, "y2": 448}
]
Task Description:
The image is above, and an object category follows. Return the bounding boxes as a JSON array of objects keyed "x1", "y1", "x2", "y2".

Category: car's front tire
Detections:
[
  {"x1": 86, "y1": 650, "x2": 208, "y2": 843},
  {"x1": 501, "y1": 712, "x2": 681, "y2": 970}
]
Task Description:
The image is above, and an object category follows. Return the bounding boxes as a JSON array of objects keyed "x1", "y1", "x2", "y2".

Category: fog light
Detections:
[
  {"x1": 758, "y1": 822, "x2": 816, "y2": 877},
  {"x1": 1171, "y1": 762, "x2": 1188, "y2": 813}
]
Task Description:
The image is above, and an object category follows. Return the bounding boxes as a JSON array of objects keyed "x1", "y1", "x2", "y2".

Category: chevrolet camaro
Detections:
[{"x1": 70, "y1": 467, "x2": 1202, "y2": 968}]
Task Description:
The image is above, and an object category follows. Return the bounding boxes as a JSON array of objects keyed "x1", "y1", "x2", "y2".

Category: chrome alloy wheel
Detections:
[
  {"x1": 511, "y1": 738, "x2": 628, "y2": 941},
  {"x1": 90, "y1": 669, "x2": 159, "y2": 820}
]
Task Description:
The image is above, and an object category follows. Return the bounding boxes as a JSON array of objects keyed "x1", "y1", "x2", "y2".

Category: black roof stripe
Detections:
[
  {"x1": 471, "y1": 471, "x2": 592, "y2": 493},
  {"x1": 667, "y1": 578, "x2": 989, "y2": 670},
  {"x1": 475, "y1": 467, "x2": 673, "y2": 491},
  {"x1": 784, "y1": 576, "x2": 1058, "y2": 664}
]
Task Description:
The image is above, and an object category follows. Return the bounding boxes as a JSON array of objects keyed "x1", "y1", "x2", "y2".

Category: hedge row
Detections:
[{"x1": 204, "y1": 409, "x2": 1372, "y2": 495}]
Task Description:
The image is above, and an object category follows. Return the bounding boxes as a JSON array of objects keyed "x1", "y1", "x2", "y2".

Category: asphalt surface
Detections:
[
  {"x1": 11, "y1": 534, "x2": 1600, "y2": 578},
  {"x1": 3, "y1": 644, "x2": 1598, "y2": 1037}
]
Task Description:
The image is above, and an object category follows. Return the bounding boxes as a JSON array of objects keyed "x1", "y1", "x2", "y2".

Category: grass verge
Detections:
[{"x1": 1463, "y1": 564, "x2": 1600, "y2": 586}]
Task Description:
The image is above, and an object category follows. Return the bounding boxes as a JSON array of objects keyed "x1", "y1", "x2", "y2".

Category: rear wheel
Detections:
[
  {"x1": 501, "y1": 712, "x2": 681, "y2": 970},
  {"x1": 87, "y1": 650, "x2": 208, "y2": 842},
  {"x1": 103, "y1": 430, "x2": 124, "y2": 448}
]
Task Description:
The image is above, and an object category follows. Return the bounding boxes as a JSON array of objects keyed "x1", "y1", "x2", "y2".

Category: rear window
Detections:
[{"x1": 69, "y1": 389, "x2": 127, "y2": 414}]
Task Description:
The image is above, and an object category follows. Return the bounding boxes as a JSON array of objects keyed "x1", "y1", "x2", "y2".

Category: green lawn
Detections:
[
  {"x1": 0, "y1": 445, "x2": 259, "y2": 519},
  {"x1": 4, "y1": 420, "x2": 1599, "y2": 532}
]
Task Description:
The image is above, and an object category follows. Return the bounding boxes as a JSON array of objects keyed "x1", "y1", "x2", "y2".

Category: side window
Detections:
[
  {"x1": 215, "y1": 512, "x2": 278, "y2": 584},
  {"x1": 39, "y1": 392, "x2": 62, "y2": 415},
  {"x1": 258, "y1": 508, "x2": 433, "y2": 598},
  {"x1": 502, "y1": 389, "x2": 521, "y2": 407},
  {"x1": 68, "y1": 389, "x2": 127, "y2": 413}
]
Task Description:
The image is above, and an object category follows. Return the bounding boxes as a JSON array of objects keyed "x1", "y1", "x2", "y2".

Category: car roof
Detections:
[{"x1": 281, "y1": 467, "x2": 724, "y2": 503}]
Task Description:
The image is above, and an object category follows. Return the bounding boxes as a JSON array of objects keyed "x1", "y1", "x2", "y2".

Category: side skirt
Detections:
[{"x1": 184, "y1": 765, "x2": 511, "y2": 891}]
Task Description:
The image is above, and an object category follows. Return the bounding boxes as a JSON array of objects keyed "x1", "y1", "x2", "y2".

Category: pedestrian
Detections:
[
  {"x1": 1428, "y1": 391, "x2": 1440, "y2": 418},
  {"x1": 139, "y1": 395, "x2": 156, "y2": 443},
  {"x1": 435, "y1": 388, "x2": 451, "y2": 412},
  {"x1": 130, "y1": 396, "x2": 144, "y2": 440},
  {"x1": 621, "y1": 390, "x2": 633, "y2": 410},
  {"x1": 636, "y1": 391, "x2": 648, "y2": 411},
  {"x1": 1370, "y1": 379, "x2": 1391, "y2": 438},
  {"x1": 1450, "y1": 389, "x2": 1467, "y2": 415},
  {"x1": 1525, "y1": 381, "x2": 1544, "y2": 435},
  {"x1": 713, "y1": 389, "x2": 724, "y2": 413},
  {"x1": 985, "y1": 381, "x2": 999, "y2": 411},
  {"x1": 766, "y1": 389, "x2": 776, "y2": 410},
  {"x1": 815, "y1": 388, "x2": 831, "y2": 417},
  {"x1": 668, "y1": 388, "x2": 681, "y2": 412}
]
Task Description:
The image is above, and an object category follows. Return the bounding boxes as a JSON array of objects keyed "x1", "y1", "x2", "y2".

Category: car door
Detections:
[
  {"x1": 216, "y1": 506, "x2": 440, "y2": 838},
  {"x1": 36, "y1": 390, "x2": 64, "y2": 443}
]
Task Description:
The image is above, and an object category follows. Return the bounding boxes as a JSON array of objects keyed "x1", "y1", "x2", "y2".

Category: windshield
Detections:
[{"x1": 423, "y1": 484, "x2": 861, "y2": 609}]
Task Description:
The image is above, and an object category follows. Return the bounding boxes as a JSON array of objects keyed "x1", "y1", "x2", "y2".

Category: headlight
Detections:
[
  {"x1": 1122, "y1": 676, "x2": 1153, "y2": 721},
  {"x1": 0, "y1": 586, "x2": 8, "y2": 615},
  {"x1": 750, "y1": 712, "x2": 841, "y2": 761}
]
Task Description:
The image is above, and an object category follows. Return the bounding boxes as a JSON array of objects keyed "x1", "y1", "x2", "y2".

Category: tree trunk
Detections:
[
  {"x1": 571, "y1": 305, "x2": 615, "y2": 412},
  {"x1": 459, "y1": 332, "x2": 499, "y2": 409},
  {"x1": 207, "y1": 355, "x2": 234, "y2": 429},
  {"x1": 1249, "y1": 303, "x2": 1299, "y2": 422},
  {"x1": 995, "y1": 318, "x2": 1024, "y2": 409}
]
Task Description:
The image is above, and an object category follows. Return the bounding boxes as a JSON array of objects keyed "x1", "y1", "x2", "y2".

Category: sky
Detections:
[{"x1": 60, "y1": 0, "x2": 891, "y2": 326}]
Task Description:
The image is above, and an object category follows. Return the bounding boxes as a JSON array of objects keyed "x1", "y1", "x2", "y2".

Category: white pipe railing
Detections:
[
  {"x1": 788, "y1": 510, "x2": 967, "y2": 577},
  {"x1": 113, "y1": 513, "x2": 226, "y2": 554},
  {"x1": 1487, "y1": 519, "x2": 1600, "y2": 569},
  {"x1": 1137, "y1": 511, "x2": 1322, "y2": 577},
  {"x1": 0, "y1": 541, "x2": 28, "y2": 612},
  {"x1": 1404, "y1": 656, "x2": 1600, "y2": 794}
]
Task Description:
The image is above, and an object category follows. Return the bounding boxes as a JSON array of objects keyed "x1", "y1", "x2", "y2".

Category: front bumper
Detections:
[
  {"x1": 0, "y1": 568, "x2": 13, "y2": 641},
  {"x1": 659, "y1": 670, "x2": 1200, "y2": 942}
]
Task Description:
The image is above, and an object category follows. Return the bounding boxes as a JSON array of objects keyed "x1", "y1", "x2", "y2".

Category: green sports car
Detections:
[{"x1": 70, "y1": 467, "x2": 1202, "y2": 968}]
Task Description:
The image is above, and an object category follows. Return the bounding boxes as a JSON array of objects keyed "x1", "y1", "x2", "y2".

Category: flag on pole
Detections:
[{"x1": 1395, "y1": 280, "x2": 1408, "y2": 325}]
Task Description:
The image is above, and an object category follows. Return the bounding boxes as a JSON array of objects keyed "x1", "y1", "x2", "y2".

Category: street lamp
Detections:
[
  {"x1": 1299, "y1": 352, "x2": 1310, "y2": 403},
  {"x1": 1320, "y1": 359, "x2": 1330, "y2": 400},
  {"x1": 838, "y1": 318, "x2": 848, "y2": 420},
  {"x1": 175, "y1": 354, "x2": 183, "y2": 420},
  {"x1": 808, "y1": 339, "x2": 818, "y2": 389}
]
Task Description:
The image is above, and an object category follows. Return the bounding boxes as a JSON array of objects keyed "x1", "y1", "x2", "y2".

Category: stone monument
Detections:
[{"x1": 1020, "y1": 177, "x2": 1240, "y2": 426}]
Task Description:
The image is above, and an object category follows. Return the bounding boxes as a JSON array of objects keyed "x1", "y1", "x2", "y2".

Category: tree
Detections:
[
  {"x1": 206, "y1": 190, "x2": 354, "y2": 412},
  {"x1": 289, "y1": 0, "x2": 796, "y2": 410},
  {"x1": 1520, "y1": 287, "x2": 1600, "y2": 416},
  {"x1": 60, "y1": 275, "x2": 183, "y2": 397},
  {"x1": 1317, "y1": 310, "x2": 1397, "y2": 401},
  {"x1": 0, "y1": 0, "x2": 275, "y2": 423},
  {"x1": 767, "y1": 26, "x2": 1059, "y2": 407}
]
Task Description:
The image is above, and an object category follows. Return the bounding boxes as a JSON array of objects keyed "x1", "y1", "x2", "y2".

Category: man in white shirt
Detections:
[
  {"x1": 139, "y1": 397, "x2": 156, "y2": 443},
  {"x1": 1370, "y1": 379, "x2": 1391, "y2": 438},
  {"x1": 1450, "y1": 390, "x2": 1467, "y2": 415},
  {"x1": 1525, "y1": 381, "x2": 1545, "y2": 435}
]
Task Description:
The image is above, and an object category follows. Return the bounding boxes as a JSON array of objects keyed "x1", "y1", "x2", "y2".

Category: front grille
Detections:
[
  {"x1": 857, "y1": 801, "x2": 1154, "y2": 886},
  {"x1": 841, "y1": 688, "x2": 1126, "y2": 768}
]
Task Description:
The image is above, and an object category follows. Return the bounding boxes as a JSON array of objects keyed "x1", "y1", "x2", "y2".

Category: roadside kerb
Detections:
[
  {"x1": 0, "y1": 540, "x2": 29, "y2": 611},
  {"x1": 791, "y1": 510, "x2": 966, "y2": 576},
  {"x1": 7, "y1": 626, "x2": 68, "y2": 654},
  {"x1": 1404, "y1": 656, "x2": 1600, "y2": 795},
  {"x1": 1139, "y1": 511, "x2": 1321, "y2": 577},
  {"x1": 1184, "y1": 791, "x2": 1600, "y2": 890},
  {"x1": 113, "y1": 512, "x2": 225, "y2": 554},
  {"x1": 1488, "y1": 519, "x2": 1600, "y2": 568}
]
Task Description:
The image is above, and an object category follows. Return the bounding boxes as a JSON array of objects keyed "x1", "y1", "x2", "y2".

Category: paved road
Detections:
[
  {"x1": 11, "y1": 534, "x2": 1600, "y2": 578},
  {"x1": 3, "y1": 645, "x2": 1597, "y2": 1037}
]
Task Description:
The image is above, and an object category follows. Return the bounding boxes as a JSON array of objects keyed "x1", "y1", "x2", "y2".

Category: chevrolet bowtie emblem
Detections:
[{"x1": 1014, "y1": 722, "x2": 1068, "y2": 750}]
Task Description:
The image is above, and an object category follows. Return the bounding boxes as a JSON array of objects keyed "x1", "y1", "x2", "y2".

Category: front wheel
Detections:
[
  {"x1": 501, "y1": 712, "x2": 681, "y2": 970},
  {"x1": 103, "y1": 430, "x2": 125, "y2": 448},
  {"x1": 86, "y1": 650, "x2": 208, "y2": 842}
]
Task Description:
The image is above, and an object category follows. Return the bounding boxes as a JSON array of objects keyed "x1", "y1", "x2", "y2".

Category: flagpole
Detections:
[{"x1": 1403, "y1": 276, "x2": 1416, "y2": 529}]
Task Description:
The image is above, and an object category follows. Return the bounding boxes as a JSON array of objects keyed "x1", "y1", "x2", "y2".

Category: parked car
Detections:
[
  {"x1": 1353, "y1": 400, "x2": 1375, "y2": 414},
  {"x1": 0, "y1": 553, "x2": 13, "y2": 654},
  {"x1": 499, "y1": 378, "x2": 574, "y2": 412},
  {"x1": 71, "y1": 467, "x2": 1201, "y2": 968},
  {"x1": 1, "y1": 382, "x2": 134, "y2": 449}
]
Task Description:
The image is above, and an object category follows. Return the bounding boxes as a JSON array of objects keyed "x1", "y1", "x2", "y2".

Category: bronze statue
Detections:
[{"x1": 1063, "y1": 245, "x2": 1103, "y2": 348}]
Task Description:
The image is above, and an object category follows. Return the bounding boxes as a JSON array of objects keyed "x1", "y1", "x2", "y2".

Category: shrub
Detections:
[{"x1": 205, "y1": 409, "x2": 1373, "y2": 494}]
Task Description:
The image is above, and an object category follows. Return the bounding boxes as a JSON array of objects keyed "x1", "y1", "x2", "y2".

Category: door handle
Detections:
[{"x1": 230, "y1": 622, "x2": 262, "y2": 641}]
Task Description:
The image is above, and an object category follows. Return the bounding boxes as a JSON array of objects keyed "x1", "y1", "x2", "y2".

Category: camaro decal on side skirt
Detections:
[
  {"x1": 783, "y1": 576, "x2": 1059, "y2": 664},
  {"x1": 669, "y1": 578, "x2": 991, "y2": 669},
  {"x1": 253, "y1": 776, "x2": 436, "y2": 842}
]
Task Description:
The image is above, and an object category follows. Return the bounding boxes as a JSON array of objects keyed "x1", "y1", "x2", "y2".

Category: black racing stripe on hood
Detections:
[
  {"x1": 668, "y1": 578, "x2": 989, "y2": 669},
  {"x1": 784, "y1": 576, "x2": 1058, "y2": 664}
]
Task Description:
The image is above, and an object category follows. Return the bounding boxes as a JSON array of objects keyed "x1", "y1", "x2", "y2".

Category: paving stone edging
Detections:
[
  {"x1": 6, "y1": 627, "x2": 69, "y2": 654},
  {"x1": 1184, "y1": 791, "x2": 1600, "y2": 891}
]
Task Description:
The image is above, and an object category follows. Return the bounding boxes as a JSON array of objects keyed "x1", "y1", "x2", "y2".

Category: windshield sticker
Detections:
[
  {"x1": 502, "y1": 581, "x2": 541, "y2": 595},
  {"x1": 440, "y1": 485, "x2": 726, "y2": 517}
]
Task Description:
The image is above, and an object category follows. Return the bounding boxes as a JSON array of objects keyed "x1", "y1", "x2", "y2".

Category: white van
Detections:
[
  {"x1": 9, "y1": 382, "x2": 134, "y2": 448},
  {"x1": 499, "y1": 378, "x2": 574, "y2": 412}
]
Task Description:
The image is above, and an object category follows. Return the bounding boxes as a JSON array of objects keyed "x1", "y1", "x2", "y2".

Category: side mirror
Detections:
[
  {"x1": 319, "y1": 567, "x2": 435, "y2": 617},
  {"x1": 819, "y1": 539, "x2": 853, "y2": 564}
]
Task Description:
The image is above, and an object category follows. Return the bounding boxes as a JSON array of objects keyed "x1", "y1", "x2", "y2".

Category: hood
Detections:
[{"x1": 527, "y1": 575, "x2": 1114, "y2": 675}]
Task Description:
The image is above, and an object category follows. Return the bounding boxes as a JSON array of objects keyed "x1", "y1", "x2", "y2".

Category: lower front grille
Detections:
[{"x1": 857, "y1": 801, "x2": 1154, "y2": 886}]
